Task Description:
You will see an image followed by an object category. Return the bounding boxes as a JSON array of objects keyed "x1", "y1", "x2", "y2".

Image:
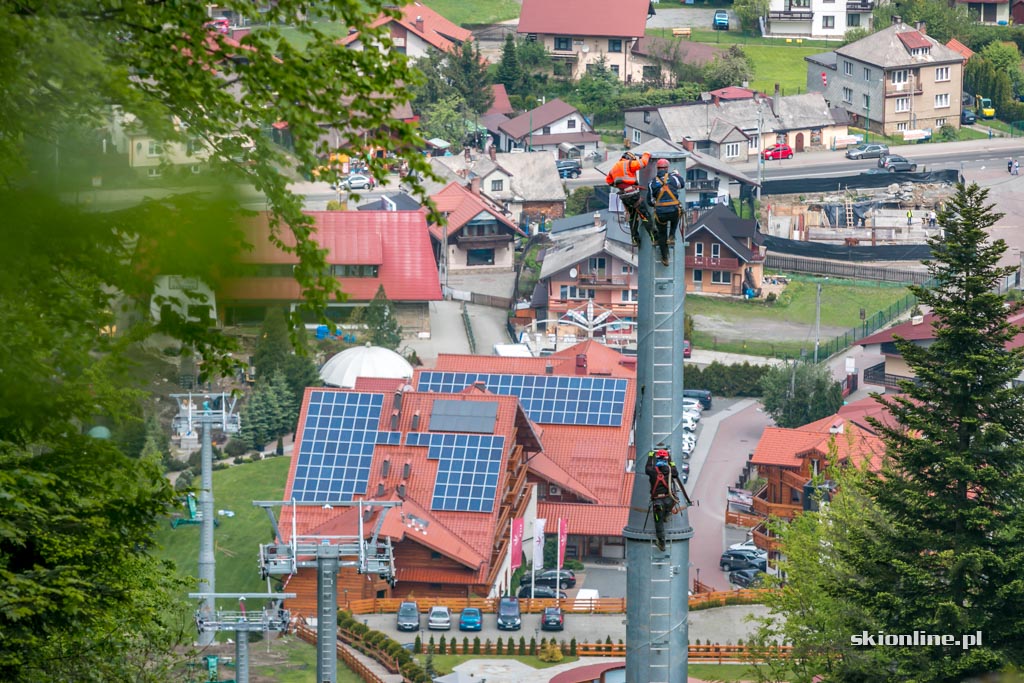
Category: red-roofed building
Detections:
[
  {"x1": 945, "y1": 38, "x2": 975, "y2": 61},
  {"x1": 429, "y1": 182, "x2": 525, "y2": 273},
  {"x1": 340, "y1": 2, "x2": 473, "y2": 58},
  {"x1": 747, "y1": 397, "x2": 889, "y2": 557},
  {"x1": 486, "y1": 84, "x2": 515, "y2": 117},
  {"x1": 518, "y1": 0, "x2": 652, "y2": 82},
  {"x1": 218, "y1": 211, "x2": 441, "y2": 331},
  {"x1": 859, "y1": 308, "x2": 1024, "y2": 390}
]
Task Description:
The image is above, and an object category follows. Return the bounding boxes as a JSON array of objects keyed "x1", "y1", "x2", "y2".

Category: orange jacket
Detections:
[{"x1": 605, "y1": 152, "x2": 651, "y2": 188}]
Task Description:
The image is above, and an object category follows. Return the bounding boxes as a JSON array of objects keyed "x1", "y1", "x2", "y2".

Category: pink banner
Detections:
[
  {"x1": 510, "y1": 518, "x2": 524, "y2": 571},
  {"x1": 557, "y1": 518, "x2": 568, "y2": 569}
]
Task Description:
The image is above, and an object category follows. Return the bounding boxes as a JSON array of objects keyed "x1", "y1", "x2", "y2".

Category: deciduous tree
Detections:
[{"x1": 759, "y1": 362, "x2": 843, "y2": 428}]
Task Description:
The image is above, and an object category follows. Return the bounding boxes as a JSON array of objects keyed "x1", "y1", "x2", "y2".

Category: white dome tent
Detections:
[{"x1": 318, "y1": 343, "x2": 414, "y2": 389}]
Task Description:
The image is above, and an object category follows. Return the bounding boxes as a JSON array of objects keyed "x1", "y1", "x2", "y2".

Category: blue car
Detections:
[{"x1": 459, "y1": 607, "x2": 483, "y2": 631}]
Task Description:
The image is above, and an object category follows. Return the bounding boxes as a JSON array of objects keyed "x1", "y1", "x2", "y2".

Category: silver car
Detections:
[
  {"x1": 845, "y1": 143, "x2": 889, "y2": 160},
  {"x1": 427, "y1": 605, "x2": 452, "y2": 630}
]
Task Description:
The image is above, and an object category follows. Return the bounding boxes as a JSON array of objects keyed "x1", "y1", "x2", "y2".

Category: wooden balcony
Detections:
[
  {"x1": 752, "y1": 526, "x2": 782, "y2": 553},
  {"x1": 456, "y1": 233, "x2": 513, "y2": 246},
  {"x1": 884, "y1": 80, "x2": 923, "y2": 97},
  {"x1": 751, "y1": 492, "x2": 802, "y2": 520},
  {"x1": 577, "y1": 272, "x2": 631, "y2": 288},
  {"x1": 781, "y1": 468, "x2": 810, "y2": 491},
  {"x1": 686, "y1": 255, "x2": 740, "y2": 270},
  {"x1": 768, "y1": 9, "x2": 813, "y2": 20}
]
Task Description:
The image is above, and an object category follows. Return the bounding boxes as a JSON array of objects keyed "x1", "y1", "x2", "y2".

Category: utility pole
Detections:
[
  {"x1": 813, "y1": 283, "x2": 821, "y2": 363},
  {"x1": 756, "y1": 105, "x2": 764, "y2": 201}
]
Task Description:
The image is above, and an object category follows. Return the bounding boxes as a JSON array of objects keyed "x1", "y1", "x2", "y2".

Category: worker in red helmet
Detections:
[
  {"x1": 645, "y1": 446, "x2": 684, "y2": 551},
  {"x1": 647, "y1": 158, "x2": 685, "y2": 267},
  {"x1": 606, "y1": 150, "x2": 652, "y2": 246}
]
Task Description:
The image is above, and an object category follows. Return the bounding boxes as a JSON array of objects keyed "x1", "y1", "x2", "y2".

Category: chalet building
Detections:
[{"x1": 429, "y1": 182, "x2": 525, "y2": 273}]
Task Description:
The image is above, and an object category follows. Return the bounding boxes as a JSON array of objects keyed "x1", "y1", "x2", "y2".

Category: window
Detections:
[
  {"x1": 748, "y1": 135, "x2": 759, "y2": 151},
  {"x1": 147, "y1": 167, "x2": 162, "y2": 178},
  {"x1": 610, "y1": 64, "x2": 620, "y2": 76},
  {"x1": 847, "y1": 13, "x2": 861, "y2": 27},
  {"x1": 822, "y1": 15, "x2": 835, "y2": 28},
  {"x1": 621, "y1": 264, "x2": 635, "y2": 274},
  {"x1": 589, "y1": 257, "x2": 606, "y2": 272},
  {"x1": 608, "y1": 39, "x2": 622, "y2": 53},
  {"x1": 863, "y1": 94, "x2": 871, "y2": 110},
  {"x1": 554, "y1": 36, "x2": 571, "y2": 51},
  {"x1": 621, "y1": 289, "x2": 638, "y2": 302},
  {"x1": 910, "y1": 46, "x2": 930, "y2": 56},
  {"x1": 632, "y1": 129, "x2": 641, "y2": 144},
  {"x1": 890, "y1": 70, "x2": 908, "y2": 84},
  {"x1": 542, "y1": 126, "x2": 551, "y2": 135},
  {"x1": 466, "y1": 248, "x2": 495, "y2": 266},
  {"x1": 723, "y1": 142, "x2": 740, "y2": 158},
  {"x1": 935, "y1": 93, "x2": 950, "y2": 108},
  {"x1": 863, "y1": 67, "x2": 871, "y2": 82},
  {"x1": 332, "y1": 264, "x2": 379, "y2": 277},
  {"x1": 935, "y1": 66, "x2": 950, "y2": 82},
  {"x1": 190, "y1": 164, "x2": 202, "y2": 174},
  {"x1": 147, "y1": 140, "x2": 163, "y2": 157},
  {"x1": 186, "y1": 138, "x2": 203, "y2": 156},
  {"x1": 896, "y1": 122, "x2": 908, "y2": 131},
  {"x1": 559, "y1": 286, "x2": 595, "y2": 300},
  {"x1": 694, "y1": 243, "x2": 704, "y2": 257},
  {"x1": 567, "y1": 118, "x2": 576, "y2": 129},
  {"x1": 711, "y1": 271, "x2": 730, "y2": 284},
  {"x1": 692, "y1": 270, "x2": 703, "y2": 283},
  {"x1": 842, "y1": 87, "x2": 853, "y2": 103},
  {"x1": 895, "y1": 97, "x2": 910, "y2": 113},
  {"x1": 711, "y1": 243, "x2": 721, "y2": 258},
  {"x1": 844, "y1": 60, "x2": 853, "y2": 76},
  {"x1": 642, "y1": 65, "x2": 660, "y2": 83},
  {"x1": 935, "y1": 118, "x2": 946, "y2": 127},
  {"x1": 643, "y1": 111, "x2": 651, "y2": 124},
  {"x1": 491, "y1": 179, "x2": 504, "y2": 192}
]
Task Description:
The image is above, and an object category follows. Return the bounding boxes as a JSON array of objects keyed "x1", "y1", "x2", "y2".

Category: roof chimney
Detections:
[
  {"x1": 411, "y1": 411, "x2": 420, "y2": 430},
  {"x1": 773, "y1": 83, "x2": 781, "y2": 115},
  {"x1": 415, "y1": 15, "x2": 424, "y2": 32},
  {"x1": 575, "y1": 353, "x2": 588, "y2": 375},
  {"x1": 376, "y1": 482, "x2": 385, "y2": 497},
  {"x1": 390, "y1": 410, "x2": 398, "y2": 430},
  {"x1": 382, "y1": 459, "x2": 391, "y2": 477},
  {"x1": 488, "y1": 145, "x2": 497, "y2": 161},
  {"x1": 891, "y1": 14, "x2": 902, "y2": 26},
  {"x1": 593, "y1": 211, "x2": 602, "y2": 228},
  {"x1": 470, "y1": 176, "x2": 481, "y2": 195},
  {"x1": 394, "y1": 390, "x2": 403, "y2": 412},
  {"x1": 915, "y1": 21, "x2": 926, "y2": 34},
  {"x1": 681, "y1": 138, "x2": 695, "y2": 151},
  {"x1": 712, "y1": 94, "x2": 721, "y2": 107},
  {"x1": 545, "y1": 362, "x2": 554, "y2": 375},
  {"x1": 402, "y1": 462, "x2": 411, "y2": 479}
]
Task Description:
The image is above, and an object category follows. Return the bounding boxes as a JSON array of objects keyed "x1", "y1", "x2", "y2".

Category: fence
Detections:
[
  {"x1": 294, "y1": 623, "x2": 388, "y2": 683},
  {"x1": 765, "y1": 254, "x2": 930, "y2": 284},
  {"x1": 460, "y1": 301, "x2": 477, "y2": 354}
]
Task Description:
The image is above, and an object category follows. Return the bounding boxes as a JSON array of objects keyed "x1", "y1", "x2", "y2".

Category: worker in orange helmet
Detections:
[{"x1": 605, "y1": 150, "x2": 652, "y2": 246}]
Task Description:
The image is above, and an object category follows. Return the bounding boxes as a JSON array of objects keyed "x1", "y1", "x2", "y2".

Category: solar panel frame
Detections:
[{"x1": 429, "y1": 434, "x2": 505, "y2": 513}]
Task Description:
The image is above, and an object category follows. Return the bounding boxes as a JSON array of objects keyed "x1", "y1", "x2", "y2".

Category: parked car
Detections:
[
  {"x1": 556, "y1": 159, "x2": 582, "y2": 179},
  {"x1": 496, "y1": 596, "x2": 521, "y2": 630},
  {"x1": 878, "y1": 154, "x2": 918, "y2": 172},
  {"x1": 396, "y1": 601, "x2": 420, "y2": 631},
  {"x1": 541, "y1": 606, "x2": 565, "y2": 631},
  {"x1": 683, "y1": 340, "x2": 692, "y2": 358},
  {"x1": 844, "y1": 143, "x2": 889, "y2": 160},
  {"x1": 335, "y1": 173, "x2": 375, "y2": 190},
  {"x1": 517, "y1": 585, "x2": 567, "y2": 599},
  {"x1": 729, "y1": 538, "x2": 764, "y2": 553},
  {"x1": 682, "y1": 397, "x2": 703, "y2": 412},
  {"x1": 961, "y1": 109, "x2": 977, "y2": 125},
  {"x1": 427, "y1": 605, "x2": 452, "y2": 630},
  {"x1": 678, "y1": 460, "x2": 690, "y2": 484},
  {"x1": 458, "y1": 607, "x2": 482, "y2": 631},
  {"x1": 681, "y1": 414, "x2": 698, "y2": 433},
  {"x1": 682, "y1": 406, "x2": 701, "y2": 422},
  {"x1": 720, "y1": 548, "x2": 767, "y2": 572},
  {"x1": 683, "y1": 389, "x2": 712, "y2": 410},
  {"x1": 532, "y1": 568, "x2": 576, "y2": 589},
  {"x1": 712, "y1": 10, "x2": 729, "y2": 29},
  {"x1": 729, "y1": 568, "x2": 766, "y2": 588},
  {"x1": 762, "y1": 143, "x2": 794, "y2": 160}
]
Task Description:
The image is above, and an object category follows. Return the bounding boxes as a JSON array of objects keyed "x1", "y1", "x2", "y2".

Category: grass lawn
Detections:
[
  {"x1": 742, "y1": 44, "x2": 822, "y2": 95},
  {"x1": 153, "y1": 456, "x2": 291, "y2": 611},
  {"x1": 422, "y1": 0, "x2": 521, "y2": 25}
]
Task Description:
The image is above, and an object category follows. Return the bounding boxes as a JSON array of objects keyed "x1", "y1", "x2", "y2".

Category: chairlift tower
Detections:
[
  {"x1": 622, "y1": 152, "x2": 694, "y2": 683},
  {"x1": 171, "y1": 392, "x2": 241, "y2": 647},
  {"x1": 189, "y1": 592, "x2": 295, "y2": 683},
  {"x1": 253, "y1": 500, "x2": 401, "y2": 683}
]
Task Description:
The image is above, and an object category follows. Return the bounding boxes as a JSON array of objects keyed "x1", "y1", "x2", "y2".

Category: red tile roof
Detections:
[
  {"x1": 518, "y1": 0, "x2": 650, "y2": 38},
  {"x1": 428, "y1": 183, "x2": 524, "y2": 242},
  {"x1": 945, "y1": 38, "x2": 974, "y2": 60},
  {"x1": 486, "y1": 84, "x2": 515, "y2": 116},
  {"x1": 340, "y1": 2, "x2": 472, "y2": 53},
  {"x1": 219, "y1": 210, "x2": 441, "y2": 303},
  {"x1": 859, "y1": 309, "x2": 1024, "y2": 349},
  {"x1": 709, "y1": 86, "x2": 759, "y2": 100},
  {"x1": 538, "y1": 502, "x2": 630, "y2": 536},
  {"x1": 527, "y1": 452, "x2": 598, "y2": 502},
  {"x1": 897, "y1": 30, "x2": 932, "y2": 51},
  {"x1": 354, "y1": 377, "x2": 409, "y2": 392}
]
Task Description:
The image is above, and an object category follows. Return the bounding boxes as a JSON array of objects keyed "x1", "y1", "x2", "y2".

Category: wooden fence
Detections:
[
  {"x1": 764, "y1": 254, "x2": 930, "y2": 284},
  {"x1": 295, "y1": 623, "x2": 387, "y2": 683}
]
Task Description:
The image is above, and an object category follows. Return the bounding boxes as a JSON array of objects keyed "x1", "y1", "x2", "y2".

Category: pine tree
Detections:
[
  {"x1": 496, "y1": 34, "x2": 523, "y2": 97},
  {"x1": 253, "y1": 308, "x2": 291, "y2": 382},
  {"x1": 359, "y1": 285, "x2": 403, "y2": 349},
  {"x1": 445, "y1": 41, "x2": 494, "y2": 116},
  {"x1": 844, "y1": 183, "x2": 1024, "y2": 679}
]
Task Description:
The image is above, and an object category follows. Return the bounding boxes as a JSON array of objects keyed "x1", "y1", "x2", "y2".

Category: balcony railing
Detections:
[
  {"x1": 752, "y1": 526, "x2": 782, "y2": 553},
  {"x1": 781, "y1": 468, "x2": 810, "y2": 491},
  {"x1": 751, "y1": 490, "x2": 802, "y2": 520},
  {"x1": 768, "y1": 9, "x2": 813, "y2": 20},
  {"x1": 884, "y1": 80, "x2": 923, "y2": 97},
  {"x1": 863, "y1": 360, "x2": 919, "y2": 389},
  {"x1": 686, "y1": 255, "x2": 740, "y2": 270},
  {"x1": 846, "y1": 0, "x2": 873, "y2": 10},
  {"x1": 685, "y1": 178, "x2": 720, "y2": 192},
  {"x1": 456, "y1": 233, "x2": 512, "y2": 246},
  {"x1": 577, "y1": 272, "x2": 630, "y2": 287}
]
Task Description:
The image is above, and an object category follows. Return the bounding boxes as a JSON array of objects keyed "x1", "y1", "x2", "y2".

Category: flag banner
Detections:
[
  {"x1": 533, "y1": 518, "x2": 546, "y2": 568},
  {"x1": 557, "y1": 518, "x2": 568, "y2": 569},
  {"x1": 510, "y1": 518, "x2": 524, "y2": 570}
]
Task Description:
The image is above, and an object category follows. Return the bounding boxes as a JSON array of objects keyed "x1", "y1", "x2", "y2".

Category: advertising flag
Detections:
[
  {"x1": 557, "y1": 518, "x2": 568, "y2": 570},
  {"x1": 533, "y1": 518, "x2": 546, "y2": 568},
  {"x1": 510, "y1": 518, "x2": 524, "y2": 570}
]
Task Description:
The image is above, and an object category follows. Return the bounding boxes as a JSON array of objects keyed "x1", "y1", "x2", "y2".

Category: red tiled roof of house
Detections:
[
  {"x1": 486, "y1": 84, "x2": 515, "y2": 116},
  {"x1": 219, "y1": 210, "x2": 441, "y2": 303},
  {"x1": 860, "y1": 308, "x2": 1024, "y2": 349},
  {"x1": 945, "y1": 38, "x2": 974, "y2": 60},
  {"x1": 340, "y1": 2, "x2": 472, "y2": 53},
  {"x1": 281, "y1": 388, "x2": 526, "y2": 578},
  {"x1": 527, "y1": 452, "x2": 599, "y2": 502},
  {"x1": 750, "y1": 428, "x2": 823, "y2": 467},
  {"x1": 518, "y1": 0, "x2": 650, "y2": 38},
  {"x1": 538, "y1": 502, "x2": 630, "y2": 536},
  {"x1": 709, "y1": 86, "x2": 760, "y2": 100},
  {"x1": 897, "y1": 30, "x2": 932, "y2": 51},
  {"x1": 353, "y1": 376, "x2": 409, "y2": 392},
  {"x1": 631, "y1": 37, "x2": 724, "y2": 66},
  {"x1": 428, "y1": 182, "x2": 523, "y2": 241}
]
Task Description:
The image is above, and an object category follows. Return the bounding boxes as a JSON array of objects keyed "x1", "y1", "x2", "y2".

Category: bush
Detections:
[
  {"x1": 462, "y1": 636, "x2": 469, "y2": 654},
  {"x1": 224, "y1": 438, "x2": 249, "y2": 457},
  {"x1": 414, "y1": 635, "x2": 422, "y2": 654},
  {"x1": 570, "y1": 637, "x2": 577, "y2": 656},
  {"x1": 538, "y1": 640, "x2": 564, "y2": 662},
  {"x1": 765, "y1": 291, "x2": 777, "y2": 303},
  {"x1": 438, "y1": 635, "x2": 446, "y2": 655},
  {"x1": 496, "y1": 637, "x2": 503, "y2": 655},
  {"x1": 473, "y1": 636, "x2": 481, "y2": 654},
  {"x1": 529, "y1": 637, "x2": 536, "y2": 656},
  {"x1": 518, "y1": 636, "x2": 526, "y2": 655}
]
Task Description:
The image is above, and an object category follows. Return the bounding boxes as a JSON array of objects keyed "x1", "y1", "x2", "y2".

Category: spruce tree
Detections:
[
  {"x1": 445, "y1": 40, "x2": 493, "y2": 116},
  {"x1": 253, "y1": 307, "x2": 291, "y2": 382},
  {"x1": 360, "y1": 285, "x2": 403, "y2": 349},
  {"x1": 496, "y1": 34, "x2": 523, "y2": 97},
  {"x1": 846, "y1": 183, "x2": 1024, "y2": 679}
]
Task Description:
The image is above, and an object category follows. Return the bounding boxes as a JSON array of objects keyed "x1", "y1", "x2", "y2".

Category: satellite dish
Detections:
[{"x1": 569, "y1": 267, "x2": 578, "y2": 278}]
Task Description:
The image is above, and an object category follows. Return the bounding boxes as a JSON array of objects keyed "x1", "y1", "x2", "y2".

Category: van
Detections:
[
  {"x1": 572, "y1": 588, "x2": 601, "y2": 612},
  {"x1": 682, "y1": 388, "x2": 712, "y2": 410},
  {"x1": 496, "y1": 596, "x2": 521, "y2": 630}
]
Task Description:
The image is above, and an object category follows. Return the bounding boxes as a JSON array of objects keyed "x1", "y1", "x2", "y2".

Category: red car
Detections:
[
  {"x1": 762, "y1": 144, "x2": 794, "y2": 160},
  {"x1": 683, "y1": 340, "x2": 692, "y2": 358}
]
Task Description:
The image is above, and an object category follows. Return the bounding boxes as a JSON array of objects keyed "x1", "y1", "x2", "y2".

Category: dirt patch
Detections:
[{"x1": 692, "y1": 312, "x2": 847, "y2": 342}]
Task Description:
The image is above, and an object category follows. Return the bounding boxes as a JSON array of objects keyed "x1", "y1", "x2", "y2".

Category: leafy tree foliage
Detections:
[
  {"x1": 703, "y1": 46, "x2": 755, "y2": 92},
  {"x1": 733, "y1": 0, "x2": 770, "y2": 31},
  {"x1": 873, "y1": 0, "x2": 971, "y2": 43},
  {"x1": 253, "y1": 308, "x2": 319, "y2": 409},
  {"x1": 239, "y1": 370, "x2": 294, "y2": 449},
  {"x1": 422, "y1": 94, "x2": 472, "y2": 147},
  {"x1": 574, "y1": 57, "x2": 621, "y2": 126},
  {"x1": 446, "y1": 41, "x2": 494, "y2": 116},
  {"x1": 565, "y1": 186, "x2": 596, "y2": 216},
  {"x1": 0, "y1": 0, "x2": 436, "y2": 679},
  {"x1": 352, "y1": 285, "x2": 403, "y2": 350},
  {"x1": 759, "y1": 362, "x2": 843, "y2": 427}
]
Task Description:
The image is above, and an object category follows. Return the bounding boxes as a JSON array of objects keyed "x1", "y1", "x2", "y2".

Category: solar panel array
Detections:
[
  {"x1": 429, "y1": 399, "x2": 498, "y2": 433},
  {"x1": 292, "y1": 391, "x2": 384, "y2": 502},
  {"x1": 417, "y1": 372, "x2": 626, "y2": 426},
  {"x1": 430, "y1": 435, "x2": 506, "y2": 513}
]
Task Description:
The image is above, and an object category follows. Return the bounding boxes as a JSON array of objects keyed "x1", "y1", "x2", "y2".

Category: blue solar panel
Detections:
[
  {"x1": 430, "y1": 435, "x2": 505, "y2": 513},
  {"x1": 416, "y1": 372, "x2": 626, "y2": 426},
  {"x1": 291, "y1": 391, "x2": 384, "y2": 502}
]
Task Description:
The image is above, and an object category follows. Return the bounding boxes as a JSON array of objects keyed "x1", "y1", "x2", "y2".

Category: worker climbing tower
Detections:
[{"x1": 622, "y1": 151, "x2": 694, "y2": 683}]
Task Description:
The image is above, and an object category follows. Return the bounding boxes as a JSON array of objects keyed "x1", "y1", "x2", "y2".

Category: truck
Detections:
[{"x1": 975, "y1": 95, "x2": 995, "y2": 119}]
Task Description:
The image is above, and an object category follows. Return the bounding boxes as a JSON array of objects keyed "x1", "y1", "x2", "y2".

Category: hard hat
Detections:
[
  {"x1": 655, "y1": 449, "x2": 670, "y2": 459},
  {"x1": 656, "y1": 159, "x2": 670, "y2": 169}
]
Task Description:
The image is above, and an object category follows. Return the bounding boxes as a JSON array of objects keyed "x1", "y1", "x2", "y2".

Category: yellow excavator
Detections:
[{"x1": 975, "y1": 94, "x2": 995, "y2": 119}]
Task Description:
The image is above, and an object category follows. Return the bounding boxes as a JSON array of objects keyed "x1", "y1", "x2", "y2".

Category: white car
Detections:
[
  {"x1": 682, "y1": 397, "x2": 704, "y2": 413},
  {"x1": 729, "y1": 539, "x2": 767, "y2": 556},
  {"x1": 681, "y1": 415, "x2": 698, "y2": 432},
  {"x1": 683, "y1": 407, "x2": 701, "y2": 422}
]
